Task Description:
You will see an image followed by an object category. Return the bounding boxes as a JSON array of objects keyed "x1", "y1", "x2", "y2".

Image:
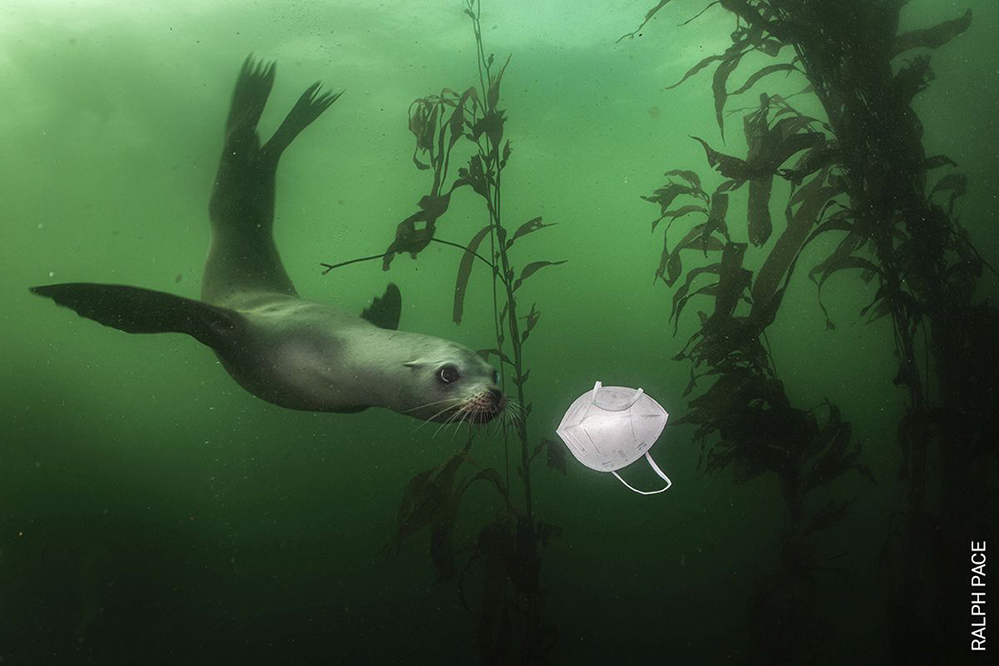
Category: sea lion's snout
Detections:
[
  {"x1": 488, "y1": 387, "x2": 504, "y2": 407},
  {"x1": 464, "y1": 386, "x2": 505, "y2": 424},
  {"x1": 483, "y1": 387, "x2": 506, "y2": 422},
  {"x1": 489, "y1": 388, "x2": 507, "y2": 415}
]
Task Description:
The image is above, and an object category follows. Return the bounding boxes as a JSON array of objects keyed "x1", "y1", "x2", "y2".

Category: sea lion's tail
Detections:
[{"x1": 30, "y1": 283, "x2": 242, "y2": 350}]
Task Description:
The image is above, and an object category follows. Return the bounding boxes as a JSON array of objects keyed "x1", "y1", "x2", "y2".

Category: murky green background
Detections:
[{"x1": 2, "y1": 0, "x2": 996, "y2": 663}]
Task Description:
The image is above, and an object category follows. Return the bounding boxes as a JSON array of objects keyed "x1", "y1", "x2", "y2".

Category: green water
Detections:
[{"x1": 2, "y1": 1, "x2": 997, "y2": 664}]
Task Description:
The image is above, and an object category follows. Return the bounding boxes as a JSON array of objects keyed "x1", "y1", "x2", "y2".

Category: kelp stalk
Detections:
[{"x1": 369, "y1": 1, "x2": 565, "y2": 662}]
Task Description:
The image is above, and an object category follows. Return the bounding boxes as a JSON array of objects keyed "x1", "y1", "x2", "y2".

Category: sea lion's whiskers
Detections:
[
  {"x1": 449, "y1": 406, "x2": 470, "y2": 443},
  {"x1": 457, "y1": 402, "x2": 475, "y2": 425},
  {"x1": 499, "y1": 399, "x2": 523, "y2": 428},
  {"x1": 512, "y1": 403, "x2": 528, "y2": 428},
  {"x1": 404, "y1": 397, "x2": 461, "y2": 414},
  {"x1": 413, "y1": 399, "x2": 464, "y2": 433},
  {"x1": 434, "y1": 402, "x2": 469, "y2": 438},
  {"x1": 432, "y1": 419, "x2": 452, "y2": 439},
  {"x1": 498, "y1": 410, "x2": 515, "y2": 434},
  {"x1": 423, "y1": 399, "x2": 464, "y2": 420},
  {"x1": 500, "y1": 400, "x2": 521, "y2": 421},
  {"x1": 436, "y1": 413, "x2": 463, "y2": 440},
  {"x1": 490, "y1": 409, "x2": 507, "y2": 435},
  {"x1": 504, "y1": 399, "x2": 524, "y2": 416}
]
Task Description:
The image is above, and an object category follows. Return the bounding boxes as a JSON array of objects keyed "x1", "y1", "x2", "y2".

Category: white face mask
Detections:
[{"x1": 556, "y1": 382, "x2": 672, "y2": 495}]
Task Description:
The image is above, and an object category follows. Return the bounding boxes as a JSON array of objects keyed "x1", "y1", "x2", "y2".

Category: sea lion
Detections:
[{"x1": 30, "y1": 56, "x2": 505, "y2": 424}]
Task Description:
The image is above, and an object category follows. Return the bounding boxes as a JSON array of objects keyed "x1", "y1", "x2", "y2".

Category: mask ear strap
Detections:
[
  {"x1": 611, "y1": 452, "x2": 672, "y2": 495},
  {"x1": 590, "y1": 383, "x2": 645, "y2": 412}
]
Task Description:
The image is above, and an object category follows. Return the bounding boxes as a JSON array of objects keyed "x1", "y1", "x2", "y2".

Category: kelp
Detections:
[
  {"x1": 378, "y1": 2, "x2": 564, "y2": 663},
  {"x1": 646, "y1": 162, "x2": 871, "y2": 663},
  {"x1": 630, "y1": 13, "x2": 880, "y2": 666},
  {"x1": 630, "y1": 1, "x2": 996, "y2": 663}
]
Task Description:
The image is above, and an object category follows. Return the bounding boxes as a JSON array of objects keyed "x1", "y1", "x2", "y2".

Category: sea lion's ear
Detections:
[
  {"x1": 360, "y1": 283, "x2": 401, "y2": 330},
  {"x1": 403, "y1": 359, "x2": 425, "y2": 369}
]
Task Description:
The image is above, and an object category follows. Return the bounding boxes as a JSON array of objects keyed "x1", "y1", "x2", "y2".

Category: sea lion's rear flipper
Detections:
[
  {"x1": 30, "y1": 283, "x2": 242, "y2": 350},
  {"x1": 360, "y1": 283, "x2": 401, "y2": 330},
  {"x1": 225, "y1": 57, "x2": 276, "y2": 142},
  {"x1": 203, "y1": 57, "x2": 341, "y2": 306},
  {"x1": 263, "y1": 82, "x2": 342, "y2": 160}
]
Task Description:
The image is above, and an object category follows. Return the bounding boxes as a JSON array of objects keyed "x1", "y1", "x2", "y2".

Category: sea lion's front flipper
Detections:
[
  {"x1": 30, "y1": 283, "x2": 242, "y2": 350},
  {"x1": 360, "y1": 283, "x2": 401, "y2": 330}
]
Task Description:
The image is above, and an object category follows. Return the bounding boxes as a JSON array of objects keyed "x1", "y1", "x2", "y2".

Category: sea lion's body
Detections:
[
  {"x1": 207, "y1": 292, "x2": 492, "y2": 417},
  {"x1": 32, "y1": 57, "x2": 504, "y2": 424}
]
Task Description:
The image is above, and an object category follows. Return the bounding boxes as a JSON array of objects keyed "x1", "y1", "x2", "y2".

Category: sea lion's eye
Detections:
[{"x1": 438, "y1": 365, "x2": 461, "y2": 384}]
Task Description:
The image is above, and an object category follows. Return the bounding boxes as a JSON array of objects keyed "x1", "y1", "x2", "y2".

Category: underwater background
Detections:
[{"x1": 2, "y1": 0, "x2": 996, "y2": 664}]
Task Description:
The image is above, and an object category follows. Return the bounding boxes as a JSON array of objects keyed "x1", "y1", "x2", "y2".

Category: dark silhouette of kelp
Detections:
[
  {"x1": 625, "y1": 0, "x2": 997, "y2": 663},
  {"x1": 640, "y1": 104, "x2": 873, "y2": 662},
  {"x1": 342, "y1": 2, "x2": 565, "y2": 664}
]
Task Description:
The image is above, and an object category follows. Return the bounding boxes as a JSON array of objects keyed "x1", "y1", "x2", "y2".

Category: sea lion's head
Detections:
[{"x1": 402, "y1": 343, "x2": 505, "y2": 424}]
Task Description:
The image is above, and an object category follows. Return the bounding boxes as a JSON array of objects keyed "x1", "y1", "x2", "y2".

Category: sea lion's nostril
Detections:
[{"x1": 488, "y1": 388, "x2": 504, "y2": 404}]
